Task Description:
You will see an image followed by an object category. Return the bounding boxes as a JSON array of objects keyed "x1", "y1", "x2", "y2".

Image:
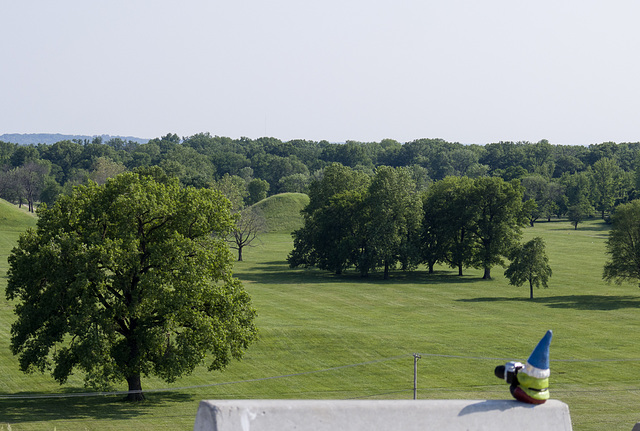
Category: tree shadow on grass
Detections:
[
  {"x1": 236, "y1": 261, "x2": 483, "y2": 286},
  {"x1": 0, "y1": 392, "x2": 194, "y2": 424},
  {"x1": 235, "y1": 262, "x2": 342, "y2": 285},
  {"x1": 381, "y1": 270, "x2": 482, "y2": 285},
  {"x1": 457, "y1": 294, "x2": 640, "y2": 310},
  {"x1": 576, "y1": 224, "x2": 610, "y2": 233},
  {"x1": 549, "y1": 221, "x2": 610, "y2": 235},
  {"x1": 557, "y1": 222, "x2": 611, "y2": 233}
]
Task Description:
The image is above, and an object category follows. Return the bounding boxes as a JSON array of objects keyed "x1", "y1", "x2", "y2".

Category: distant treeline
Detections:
[
  {"x1": 1, "y1": 133, "x2": 639, "y2": 221},
  {"x1": 0, "y1": 133, "x2": 148, "y2": 146}
]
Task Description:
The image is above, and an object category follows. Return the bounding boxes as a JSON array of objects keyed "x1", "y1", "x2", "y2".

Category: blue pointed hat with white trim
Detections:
[{"x1": 524, "y1": 330, "x2": 552, "y2": 377}]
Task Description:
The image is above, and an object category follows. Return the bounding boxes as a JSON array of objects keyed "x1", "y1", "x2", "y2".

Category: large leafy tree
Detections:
[
  {"x1": 562, "y1": 171, "x2": 594, "y2": 228},
  {"x1": 420, "y1": 190, "x2": 446, "y2": 275},
  {"x1": 471, "y1": 177, "x2": 527, "y2": 279},
  {"x1": 363, "y1": 166, "x2": 423, "y2": 279},
  {"x1": 567, "y1": 195, "x2": 594, "y2": 230},
  {"x1": 422, "y1": 176, "x2": 476, "y2": 276},
  {"x1": 318, "y1": 189, "x2": 369, "y2": 274},
  {"x1": 603, "y1": 199, "x2": 640, "y2": 286},
  {"x1": 520, "y1": 175, "x2": 550, "y2": 227},
  {"x1": 246, "y1": 178, "x2": 270, "y2": 205},
  {"x1": 288, "y1": 163, "x2": 370, "y2": 274},
  {"x1": 545, "y1": 181, "x2": 565, "y2": 220},
  {"x1": 6, "y1": 173, "x2": 257, "y2": 401},
  {"x1": 590, "y1": 157, "x2": 621, "y2": 219},
  {"x1": 504, "y1": 237, "x2": 552, "y2": 299}
]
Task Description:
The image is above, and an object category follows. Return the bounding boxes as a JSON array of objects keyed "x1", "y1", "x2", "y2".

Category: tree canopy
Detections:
[
  {"x1": 603, "y1": 199, "x2": 640, "y2": 286},
  {"x1": 471, "y1": 177, "x2": 528, "y2": 279},
  {"x1": 288, "y1": 163, "x2": 370, "y2": 275},
  {"x1": 504, "y1": 237, "x2": 552, "y2": 299},
  {"x1": 289, "y1": 164, "x2": 426, "y2": 278},
  {"x1": 363, "y1": 166, "x2": 423, "y2": 278},
  {"x1": 6, "y1": 173, "x2": 257, "y2": 400},
  {"x1": 422, "y1": 176, "x2": 476, "y2": 275}
]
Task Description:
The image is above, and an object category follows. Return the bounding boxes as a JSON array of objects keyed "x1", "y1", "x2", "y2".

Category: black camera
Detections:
[{"x1": 494, "y1": 361, "x2": 523, "y2": 384}]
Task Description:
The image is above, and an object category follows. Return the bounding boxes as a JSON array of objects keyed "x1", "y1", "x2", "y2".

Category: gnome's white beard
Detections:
[{"x1": 523, "y1": 362, "x2": 550, "y2": 379}]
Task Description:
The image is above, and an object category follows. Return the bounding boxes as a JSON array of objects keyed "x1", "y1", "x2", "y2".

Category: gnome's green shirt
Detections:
[{"x1": 517, "y1": 372, "x2": 549, "y2": 402}]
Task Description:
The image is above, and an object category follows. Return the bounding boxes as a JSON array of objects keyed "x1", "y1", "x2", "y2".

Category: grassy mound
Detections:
[
  {"x1": 0, "y1": 200, "x2": 37, "y2": 232},
  {"x1": 252, "y1": 192, "x2": 309, "y2": 234},
  {"x1": 0, "y1": 200, "x2": 37, "y2": 275}
]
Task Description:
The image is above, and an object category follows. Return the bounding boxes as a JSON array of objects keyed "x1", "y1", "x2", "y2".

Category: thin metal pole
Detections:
[{"x1": 413, "y1": 353, "x2": 420, "y2": 399}]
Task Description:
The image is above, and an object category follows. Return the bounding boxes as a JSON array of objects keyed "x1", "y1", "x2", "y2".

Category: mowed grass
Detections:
[
  {"x1": 0, "y1": 196, "x2": 639, "y2": 430},
  {"x1": 252, "y1": 192, "x2": 309, "y2": 233}
]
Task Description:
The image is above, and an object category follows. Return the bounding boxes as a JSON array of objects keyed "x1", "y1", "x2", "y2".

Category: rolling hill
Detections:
[{"x1": 252, "y1": 192, "x2": 309, "y2": 234}]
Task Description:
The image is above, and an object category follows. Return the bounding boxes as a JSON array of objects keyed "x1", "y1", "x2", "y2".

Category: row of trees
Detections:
[
  {"x1": 4, "y1": 134, "x2": 640, "y2": 218},
  {"x1": 519, "y1": 156, "x2": 635, "y2": 228},
  {"x1": 288, "y1": 164, "x2": 531, "y2": 280}
]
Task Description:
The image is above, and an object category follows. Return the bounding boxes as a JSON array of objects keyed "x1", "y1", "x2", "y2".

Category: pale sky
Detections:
[{"x1": 2, "y1": 1, "x2": 640, "y2": 146}]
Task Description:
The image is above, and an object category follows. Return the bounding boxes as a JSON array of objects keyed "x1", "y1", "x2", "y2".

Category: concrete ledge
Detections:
[{"x1": 193, "y1": 399, "x2": 572, "y2": 431}]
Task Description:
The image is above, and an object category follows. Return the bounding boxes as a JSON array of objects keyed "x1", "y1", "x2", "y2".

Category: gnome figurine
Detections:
[{"x1": 494, "y1": 330, "x2": 552, "y2": 404}]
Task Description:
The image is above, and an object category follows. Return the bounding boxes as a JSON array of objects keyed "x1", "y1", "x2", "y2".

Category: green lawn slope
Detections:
[
  {"x1": 0, "y1": 199, "x2": 37, "y2": 230},
  {"x1": 0, "y1": 200, "x2": 638, "y2": 431},
  {"x1": 0, "y1": 200, "x2": 37, "y2": 274},
  {"x1": 252, "y1": 192, "x2": 309, "y2": 234}
]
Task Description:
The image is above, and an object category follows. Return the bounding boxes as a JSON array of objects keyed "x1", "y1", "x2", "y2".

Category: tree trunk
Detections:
[
  {"x1": 237, "y1": 246, "x2": 243, "y2": 261},
  {"x1": 428, "y1": 262, "x2": 434, "y2": 274},
  {"x1": 124, "y1": 318, "x2": 144, "y2": 401},
  {"x1": 483, "y1": 267, "x2": 491, "y2": 280},
  {"x1": 529, "y1": 279, "x2": 534, "y2": 299},
  {"x1": 383, "y1": 261, "x2": 389, "y2": 280},
  {"x1": 126, "y1": 374, "x2": 145, "y2": 401},
  {"x1": 458, "y1": 263, "x2": 463, "y2": 276}
]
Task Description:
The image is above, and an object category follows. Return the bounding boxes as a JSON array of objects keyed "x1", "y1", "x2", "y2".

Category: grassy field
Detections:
[{"x1": 0, "y1": 196, "x2": 639, "y2": 430}]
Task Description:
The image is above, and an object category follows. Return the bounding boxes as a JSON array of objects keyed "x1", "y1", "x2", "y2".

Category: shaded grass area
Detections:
[
  {"x1": 0, "y1": 393, "x2": 197, "y2": 430},
  {"x1": 458, "y1": 295, "x2": 640, "y2": 310},
  {"x1": 0, "y1": 208, "x2": 639, "y2": 430}
]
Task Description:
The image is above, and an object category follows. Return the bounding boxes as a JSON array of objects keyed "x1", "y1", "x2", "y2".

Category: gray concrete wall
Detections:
[{"x1": 193, "y1": 399, "x2": 572, "y2": 431}]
